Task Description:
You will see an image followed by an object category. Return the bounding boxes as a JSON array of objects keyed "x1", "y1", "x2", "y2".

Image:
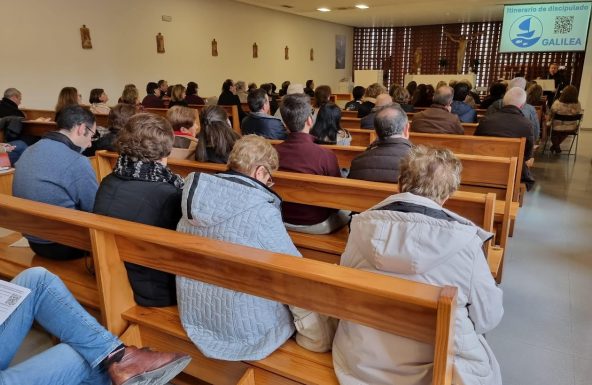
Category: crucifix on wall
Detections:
[{"x1": 445, "y1": 31, "x2": 484, "y2": 73}]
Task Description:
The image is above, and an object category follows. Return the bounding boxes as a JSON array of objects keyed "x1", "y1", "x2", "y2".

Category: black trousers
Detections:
[{"x1": 29, "y1": 242, "x2": 86, "y2": 260}]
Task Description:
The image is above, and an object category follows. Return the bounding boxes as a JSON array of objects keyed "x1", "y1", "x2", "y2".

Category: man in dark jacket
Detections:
[
  {"x1": 0, "y1": 88, "x2": 25, "y2": 118},
  {"x1": 349, "y1": 104, "x2": 412, "y2": 183},
  {"x1": 142, "y1": 82, "x2": 165, "y2": 108},
  {"x1": 475, "y1": 87, "x2": 535, "y2": 190},
  {"x1": 241, "y1": 88, "x2": 287, "y2": 139},
  {"x1": 276, "y1": 93, "x2": 349, "y2": 234},
  {"x1": 410, "y1": 86, "x2": 464, "y2": 134}
]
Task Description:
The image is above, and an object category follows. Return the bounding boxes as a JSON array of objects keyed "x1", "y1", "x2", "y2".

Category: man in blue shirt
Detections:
[{"x1": 13, "y1": 105, "x2": 99, "y2": 260}]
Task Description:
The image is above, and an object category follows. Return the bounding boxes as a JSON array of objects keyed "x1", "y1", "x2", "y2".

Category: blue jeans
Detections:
[
  {"x1": 0, "y1": 267, "x2": 121, "y2": 385},
  {"x1": 7, "y1": 140, "x2": 26, "y2": 166}
]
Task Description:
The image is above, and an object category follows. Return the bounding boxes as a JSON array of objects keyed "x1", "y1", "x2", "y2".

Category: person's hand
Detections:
[{"x1": 1, "y1": 143, "x2": 15, "y2": 152}]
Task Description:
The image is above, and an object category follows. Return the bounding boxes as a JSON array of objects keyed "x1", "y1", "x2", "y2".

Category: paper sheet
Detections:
[
  {"x1": 9, "y1": 237, "x2": 30, "y2": 248},
  {"x1": 0, "y1": 280, "x2": 31, "y2": 325}
]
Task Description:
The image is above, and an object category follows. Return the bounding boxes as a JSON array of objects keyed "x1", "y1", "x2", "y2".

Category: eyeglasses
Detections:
[
  {"x1": 84, "y1": 125, "x2": 100, "y2": 141},
  {"x1": 260, "y1": 165, "x2": 274, "y2": 188}
]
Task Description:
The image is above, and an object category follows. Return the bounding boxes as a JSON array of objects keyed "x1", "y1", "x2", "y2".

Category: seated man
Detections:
[
  {"x1": 486, "y1": 77, "x2": 540, "y2": 141},
  {"x1": 12, "y1": 105, "x2": 99, "y2": 260},
  {"x1": 348, "y1": 104, "x2": 412, "y2": 183},
  {"x1": 451, "y1": 82, "x2": 477, "y2": 123},
  {"x1": 410, "y1": 85, "x2": 464, "y2": 134},
  {"x1": 476, "y1": 87, "x2": 535, "y2": 190},
  {"x1": 2, "y1": 267, "x2": 190, "y2": 385},
  {"x1": 0, "y1": 88, "x2": 28, "y2": 165},
  {"x1": 275, "y1": 94, "x2": 350, "y2": 234},
  {"x1": 241, "y1": 88, "x2": 287, "y2": 140},
  {"x1": 360, "y1": 93, "x2": 393, "y2": 129},
  {"x1": 334, "y1": 145, "x2": 503, "y2": 385},
  {"x1": 142, "y1": 82, "x2": 165, "y2": 108}
]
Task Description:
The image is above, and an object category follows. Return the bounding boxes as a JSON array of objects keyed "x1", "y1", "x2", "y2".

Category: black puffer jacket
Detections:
[
  {"x1": 93, "y1": 173, "x2": 182, "y2": 307},
  {"x1": 347, "y1": 137, "x2": 412, "y2": 183}
]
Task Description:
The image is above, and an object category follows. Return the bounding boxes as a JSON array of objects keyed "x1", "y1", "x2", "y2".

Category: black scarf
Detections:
[{"x1": 113, "y1": 154, "x2": 184, "y2": 189}]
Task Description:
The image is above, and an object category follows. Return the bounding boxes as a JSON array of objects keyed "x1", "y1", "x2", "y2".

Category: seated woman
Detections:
[
  {"x1": 120, "y1": 84, "x2": 140, "y2": 107},
  {"x1": 480, "y1": 82, "x2": 506, "y2": 110},
  {"x1": 391, "y1": 85, "x2": 414, "y2": 112},
  {"x1": 176, "y1": 135, "x2": 335, "y2": 361},
  {"x1": 168, "y1": 84, "x2": 188, "y2": 108},
  {"x1": 89, "y1": 88, "x2": 110, "y2": 114},
  {"x1": 333, "y1": 145, "x2": 503, "y2": 385},
  {"x1": 55, "y1": 87, "x2": 81, "y2": 115},
  {"x1": 357, "y1": 83, "x2": 386, "y2": 118},
  {"x1": 166, "y1": 106, "x2": 199, "y2": 160},
  {"x1": 217, "y1": 79, "x2": 246, "y2": 122},
  {"x1": 311, "y1": 103, "x2": 351, "y2": 146},
  {"x1": 549, "y1": 85, "x2": 582, "y2": 154},
  {"x1": 195, "y1": 105, "x2": 240, "y2": 163},
  {"x1": 93, "y1": 113, "x2": 183, "y2": 307},
  {"x1": 94, "y1": 103, "x2": 137, "y2": 152},
  {"x1": 184, "y1": 82, "x2": 205, "y2": 105}
]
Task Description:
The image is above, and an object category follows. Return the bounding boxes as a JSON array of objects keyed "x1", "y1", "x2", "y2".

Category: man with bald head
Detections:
[
  {"x1": 410, "y1": 85, "x2": 463, "y2": 134},
  {"x1": 476, "y1": 87, "x2": 535, "y2": 189},
  {"x1": 349, "y1": 104, "x2": 412, "y2": 183},
  {"x1": 360, "y1": 93, "x2": 394, "y2": 129}
]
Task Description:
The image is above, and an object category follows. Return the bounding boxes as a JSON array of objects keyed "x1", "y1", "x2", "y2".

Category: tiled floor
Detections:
[
  {"x1": 9, "y1": 132, "x2": 592, "y2": 384},
  {"x1": 488, "y1": 131, "x2": 592, "y2": 385}
]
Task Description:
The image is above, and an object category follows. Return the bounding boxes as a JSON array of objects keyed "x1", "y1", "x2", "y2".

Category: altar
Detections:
[{"x1": 404, "y1": 73, "x2": 477, "y2": 88}]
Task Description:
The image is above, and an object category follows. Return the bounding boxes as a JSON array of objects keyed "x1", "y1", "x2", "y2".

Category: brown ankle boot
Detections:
[{"x1": 107, "y1": 346, "x2": 191, "y2": 385}]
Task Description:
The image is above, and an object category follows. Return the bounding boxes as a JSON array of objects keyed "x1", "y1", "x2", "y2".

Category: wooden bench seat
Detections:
[{"x1": 0, "y1": 193, "x2": 457, "y2": 385}]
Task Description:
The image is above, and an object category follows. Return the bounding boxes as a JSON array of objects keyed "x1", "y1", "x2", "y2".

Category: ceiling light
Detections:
[
  {"x1": 355, "y1": 4, "x2": 369, "y2": 9},
  {"x1": 317, "y1": 7, "x2": 331, "y2": 12}
]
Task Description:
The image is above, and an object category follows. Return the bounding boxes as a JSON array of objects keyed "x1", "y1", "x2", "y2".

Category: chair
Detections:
[{"x1": 544, "y1": 113, "x2": 583, "y2": 157}]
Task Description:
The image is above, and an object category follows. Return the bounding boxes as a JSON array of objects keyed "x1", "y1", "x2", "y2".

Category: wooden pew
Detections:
[
  {"x1": 94, "y1": 152, "x2": 502, "y2": 279},
  {"x1": 0, "y1": 168, "x2": 14, "y2": 195},
  {"x1": 20, "y1": 109, "x2": 109, "y2": 128},
  {"x1": 0, "y1": 193, "x2": 458, "y2": 385}
]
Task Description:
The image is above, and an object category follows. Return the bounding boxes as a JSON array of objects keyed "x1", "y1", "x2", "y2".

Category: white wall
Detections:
[
  {"x1": 578, "y1": 25, "x2": 592, "y2": 129},
  {"x1": 0, "y1": 0, "x2": 353, "y2": 109}
]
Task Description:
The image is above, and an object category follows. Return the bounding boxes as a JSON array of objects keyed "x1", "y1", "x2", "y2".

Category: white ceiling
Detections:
[{"x1": 234, "y1": 0, "x2": 563, "y2": 27}]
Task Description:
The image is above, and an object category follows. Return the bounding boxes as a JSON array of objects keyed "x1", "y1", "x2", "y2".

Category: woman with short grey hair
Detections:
[{"x1": 334, "y1": 145, "x2": 503, "y2": 385}]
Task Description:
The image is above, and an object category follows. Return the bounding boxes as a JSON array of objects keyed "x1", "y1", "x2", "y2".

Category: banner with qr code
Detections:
[{"x1": 500, "y1": 2, "x2": 591, "y2": 52}]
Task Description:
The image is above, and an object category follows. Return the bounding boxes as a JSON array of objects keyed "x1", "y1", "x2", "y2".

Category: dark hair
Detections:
[
  {"x1": 247, "y1": 89, "x2": 268, "y2": 112},
  {"x1": 116, "y1": 113, "x2": 174, "y2": 161},
  {"x1": 89, "y1": 88, "x2": 104, "y2": 104},
  {"x1": 306, "y1": 80, "x2": 314, "y2": 88},
  {"x1": 374, "y1": 105, "x2": 408, "y2": 139},
  {"x1": 279, "y1": 81, "x2": 290, "y2": 96},
  {"x1": 311, "y1": 103, "x2": 342, "y2": 143},
  {"x1": 222, "y1": 79, "x2": 234, "y2": 92},
  {"x1": 187, "y1": 82, "x2": 198, "y2": 96},
  {"x1": 270, "y1": 83, "x2": 277, "y2": 93},
  {"x1": 196, "y1": 106, "x2": 240, "y2": 162},
  {"x1": 280, "y1": 94, "x2": 312, "y2": 133},
  {"x1": 526, "y1": 84, "x2": 543, "y2": 105},
  {"x1": 248, "y1": 82, "x2": 257, "y2": 91},
  {"x1": 453, "y1": 82, "x2": 470, "y2": 102},
  {"x1": 146, "y1": 82, "x2": 159, "y2": 95},
  {"x1": 108, "y1": 103, "x2": 137, "y2": 134},
  {"x1": 406, "y1": 81, "x2": 417, "y2": 97},
  {"x1": 352, "y1": 86, "x2": 365, "y2": 100},
  {"x1": 489, "y1": 82, "x2": 507, "y2": 99},
  {"x1": 157, "y1": 80, "x2": 167, "y2": 88},
  {"x1": 559, "y1": 85, "x2": 579, "y2": 104},
  {"x1": 57, "y1": 105, "x2": 95, "y2": 131},
  {"x1": 314, "y1": 85, "x2": 332, "y2": 108},
  {"x1": 55, "y1": 87, "x2": 79, "y2": 112},
  {"x1": 260, "y1": 83, "x2": 272, "y2": 95}
]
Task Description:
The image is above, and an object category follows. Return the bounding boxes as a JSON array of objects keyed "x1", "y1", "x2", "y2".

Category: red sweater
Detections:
[{"x1": 275, "y1": 132, "x2": 341, "y2": 225}]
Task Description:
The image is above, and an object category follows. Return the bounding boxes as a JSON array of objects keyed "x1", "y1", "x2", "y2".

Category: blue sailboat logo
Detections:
[{"x1": 510, "y1": 15, "x2": 543, "y2": 48}]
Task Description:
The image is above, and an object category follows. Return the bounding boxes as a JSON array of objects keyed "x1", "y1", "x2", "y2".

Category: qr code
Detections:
[
  {"x1": 4, "y1": 294, "x2": 19, "y2": 306},
  {"x1": 554, "y1": 16, "x2": 574, "y2": 34}
]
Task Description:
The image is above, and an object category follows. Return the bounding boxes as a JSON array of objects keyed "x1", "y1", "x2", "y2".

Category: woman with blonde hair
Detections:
[
  {"x1": 168, "y1": 84, "x2": 188, "y2": 108},
  {"x1": 196, "y1": 105, "x2": 240, "y2": 163},
  {"x1": 177, "y1": 134, "x2": 335, "y2": 361},
  {"x1": 166, "y1": 106, "x2": 199, "y2": 160},
  {"x1": 358, "y1": 82, "x2": 387, "y2": 118},
  {"x1": 334, "y1": 145, "x2": 503, "y2": 385},
  {"x1": 120, "y1": 84, "x2": 139, "y2": 106}
]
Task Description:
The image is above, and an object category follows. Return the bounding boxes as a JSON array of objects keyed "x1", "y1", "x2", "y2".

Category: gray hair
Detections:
[
  {"x1": 3, "y1": 88, "x2": 21, "y2": 99},
  {"x1": 235, "y1": 81, "x2": 247, "y2": 92},
  {"x1": 503, "y1": 87, "x2": 527, "y2": 108},
  {"x1": 280, "y1": 93, "x2": 311, "y2": 133},
  {"x1": 432, "y1": 86, "x2": 454, "y2": 106},
  {"x1": 374, "y1": 105, "x2": 408, "y2": 139},
  {"x1": 399, "y1": 145, "x2": 462, "y2": 205},
  {"x1": 508, "y1": 77, "x2": 527, "y2": 90}
]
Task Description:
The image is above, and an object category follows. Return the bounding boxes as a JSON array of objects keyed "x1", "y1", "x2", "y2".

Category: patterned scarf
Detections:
[{"x1": 113, "y1": 154, "x2": 184, "y2": 189}]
